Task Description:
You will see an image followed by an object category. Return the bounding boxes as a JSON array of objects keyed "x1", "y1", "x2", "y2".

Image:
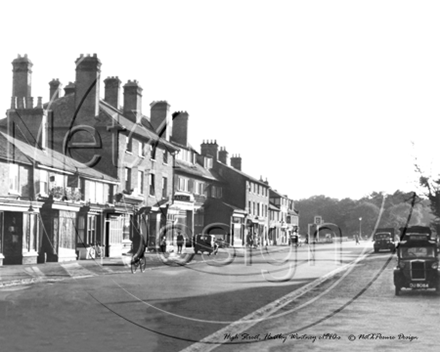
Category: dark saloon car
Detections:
[
  {"x1": 393, "y1": 226, "x2": 440, "y2": 295},
  {"x1": 373, "y1": 228, "x2": 396, "y2": 253},
  {"x1": 194, "y1": 234, "x2": 218, "y2": 255}
]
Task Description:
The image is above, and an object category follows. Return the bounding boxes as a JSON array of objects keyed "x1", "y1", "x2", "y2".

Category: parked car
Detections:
[
  {"x1": 393, "y1": 226, "x2": 440, "y2": 295},
  {"x1": 194, "y1": 234, "x2": 218, "y2": 255}
]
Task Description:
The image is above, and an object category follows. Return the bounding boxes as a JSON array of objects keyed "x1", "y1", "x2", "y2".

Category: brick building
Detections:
[
  {"x1": 201, "y1": 141, "x2": 270, "y2": 246},
  {"x1": 269, "y1": 189, "x2": 299, "y2": 245},
  {"x1": 0, "y1": 131, "x2": 118, "y2": 265},
  {"x1": 4, "y1": 54, "x2": 179, "y2": 257}
]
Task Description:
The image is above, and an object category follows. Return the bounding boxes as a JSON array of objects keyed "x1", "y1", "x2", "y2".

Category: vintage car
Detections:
[
  {"x1": 373, "y1": 228, "x2": 396, "y2": 253},
  {"x1": 393, "y1": 226, "x2": 440, "y2": 296},
  {"x1": 194, "y1": 234, "x2": 218, "y2": 255}
]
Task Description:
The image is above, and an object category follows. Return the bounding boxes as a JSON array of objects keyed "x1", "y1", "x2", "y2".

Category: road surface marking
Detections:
[{"x1": 179, "y1": 251, "x2": 371, "y2": 352}]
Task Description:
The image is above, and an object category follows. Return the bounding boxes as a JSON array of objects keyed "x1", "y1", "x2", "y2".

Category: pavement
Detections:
[
  {"x1": 0, "y1": 241, "x2": 365, "y2": 288},
  {"x1": 0, "y1": 251, "x2": 174, "y2": 288}
]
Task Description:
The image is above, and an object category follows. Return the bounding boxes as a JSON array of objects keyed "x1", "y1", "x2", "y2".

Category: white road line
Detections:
[
  {"x1": 180, "y1": 252, "x2": 370, "y2": 352},
  {"x1": 60, "y1": 263, "x2": 97, "y2": 279}
]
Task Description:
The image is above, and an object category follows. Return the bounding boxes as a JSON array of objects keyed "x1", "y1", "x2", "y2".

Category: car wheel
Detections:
[{"x1": 395, "y1": 285, "x2": 400, "y2": 296}]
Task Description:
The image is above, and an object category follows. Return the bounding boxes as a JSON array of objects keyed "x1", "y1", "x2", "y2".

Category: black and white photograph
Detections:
[{"x1": 0, "y1": 1, "x2": 440, "y2": 351}]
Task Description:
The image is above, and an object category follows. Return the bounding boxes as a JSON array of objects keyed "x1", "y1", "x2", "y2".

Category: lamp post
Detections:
[{"x1": 359, "y1": 217, "x2": 362, "y2": 241}]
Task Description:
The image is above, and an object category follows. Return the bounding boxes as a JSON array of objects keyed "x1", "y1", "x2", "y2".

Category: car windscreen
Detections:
[
  {"x1": 400, "y1": 247, "x2": 435, "y2": 258},
  {"x1": 375, "y1": 233, "x2": 391, "y2": 240}
]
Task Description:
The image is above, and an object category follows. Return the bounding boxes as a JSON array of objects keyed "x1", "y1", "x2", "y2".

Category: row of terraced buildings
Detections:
[{"x1": 0, "y1": 54, "x2": 299, "y2": 265}]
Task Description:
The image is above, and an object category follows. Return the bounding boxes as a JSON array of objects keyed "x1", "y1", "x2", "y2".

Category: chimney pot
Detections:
[
  {"x1": 123, "y1": 80, "x2": 143, "y2": 123},
  {"x1": 104, "y1": 76, "x2": 122, "y2": 109},
  {"x1": 75, "y1": 53, "x2": 101, "y2": 121},
  {"x1": 49, "y1": 78, "x2": 63, "y2": 101},
  {"x1": 150, "y1": 101, "x2": 171, "y2": 140},
  {"x1": 230, "y1": 155, "x2": 242, "y2": 171},
  {"x1": 171, "y1": 111, "x2": 189, "y2": 146}
]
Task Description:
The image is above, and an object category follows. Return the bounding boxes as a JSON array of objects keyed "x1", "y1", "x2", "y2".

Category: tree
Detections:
[{"x1": 415, "y1": 163, "x2": 440, "y2": 233}]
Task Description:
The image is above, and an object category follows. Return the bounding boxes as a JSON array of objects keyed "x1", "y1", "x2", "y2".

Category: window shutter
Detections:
[{"x1": 188, "y1": 179, "x2": 194, "y2": 193}]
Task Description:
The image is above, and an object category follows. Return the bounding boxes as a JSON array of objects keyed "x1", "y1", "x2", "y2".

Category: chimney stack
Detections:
[
  {"x1": 12, "y1": 54, "x2": 33, "y2": 103},
  {"x1": 218, "y1": 147, "x2": 228, "y2": 164},
  {"x1": 104, "y1": 76, "x2": 121, "y2": 109},
  {"x1": 230, "y1": 154, "x2": 242, "y2": 171},
  {"x1": 49, "y1": 79, "x2": 62, "y2": 102},
  {"x1": 75, "y1": 53, "x2": 101, "y2": 121},
  {"x1": 200, "y1": 140, "x2": 219, "y2": 160},
  {"x1": 150, "y1": 101, "x2": 171, "y2": 140},
  {"x1": 64, "y1": 82, "x2": 75, "y2": 95},
  {"x1": 171, "y1": 111, "x2": 189, "y2": 146},
  {"x1": 123, "y1": 80, "x2": 143, "y2": 123}
]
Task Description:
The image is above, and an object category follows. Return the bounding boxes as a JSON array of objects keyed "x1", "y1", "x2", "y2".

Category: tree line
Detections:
[{"x1": 294, "y1": 190, "x2": 434, "y2": 239}]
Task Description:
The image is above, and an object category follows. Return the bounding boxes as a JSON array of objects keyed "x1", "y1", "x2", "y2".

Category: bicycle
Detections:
[{"x1": 130, "y1": 255, "x2": 147, "y2": 274}]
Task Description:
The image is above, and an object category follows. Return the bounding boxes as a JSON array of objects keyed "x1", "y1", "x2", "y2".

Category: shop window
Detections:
[
  {"x1": 77, "y1": 215, "x2": 85, "y2": 245},
  {"x1": 23, "y1": 213, "x2": 39, "y2": 252},
  {"x1": 87, "y1": 215, "x2": 97, "y2": 245}
]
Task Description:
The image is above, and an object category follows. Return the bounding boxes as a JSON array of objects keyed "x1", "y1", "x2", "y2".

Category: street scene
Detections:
[
  {"x1": 2, "y1": 1, "x2": 440, "y2": 351},
  {"x1": 1, "y1": 241, "x2": 437, "y2": 352}
]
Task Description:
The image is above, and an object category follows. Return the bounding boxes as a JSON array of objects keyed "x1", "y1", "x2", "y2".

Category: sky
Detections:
[{"x1": 1, "y1": 0, "x2": 440, "y2": 200}]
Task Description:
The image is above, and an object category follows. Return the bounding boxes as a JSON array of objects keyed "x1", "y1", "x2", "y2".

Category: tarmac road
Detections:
[{"x1": 0, "y1": 242, "x2": 376, "y2": 352}]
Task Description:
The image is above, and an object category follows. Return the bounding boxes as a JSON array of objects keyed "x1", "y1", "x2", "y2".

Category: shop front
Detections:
[
  {"x1": 76, "y1": 205, "x2": 104, "y2": 259},
  {"x1": 230, "y1": 210, "x2": 246, "y2": 246},
  {"x1": 0, "y1": 200, "x2": 43, "y2": 265},
  {"x1": 167, "y1": 192, "x2": 194, "y2": 250},
  {"x1": 40, "y1": 201, "x2": 80, "y2": 262}
]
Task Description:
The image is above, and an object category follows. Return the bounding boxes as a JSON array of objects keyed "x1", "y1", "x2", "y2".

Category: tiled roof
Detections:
[
  {"x1": 100, "y1": 100, "x2": 179, "y2": 153},
  {"x1": 0, "y1": 132, "x2": 118, "y2": 183},
  {"x1": 216, "y1": 160, "x2": 268, "y2": 186},
  {"x1": 174, "y1": 159, "x2": 220, "y2": 182}
]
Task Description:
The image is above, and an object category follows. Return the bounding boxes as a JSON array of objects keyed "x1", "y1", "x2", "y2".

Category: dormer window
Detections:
[{"x1": 204, "y1": 157, "x2": 213, "y2": 169}]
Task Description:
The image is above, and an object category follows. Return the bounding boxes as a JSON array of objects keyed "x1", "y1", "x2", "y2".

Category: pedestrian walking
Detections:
[
  {"x1": 160, "y1": 235, "x2": 167, "y2": 253},
  {"x1": 176, "y1": 232, "x2": 184, "y2": 254}
]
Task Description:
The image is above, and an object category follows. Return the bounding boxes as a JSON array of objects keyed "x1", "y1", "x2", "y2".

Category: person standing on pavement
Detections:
[
  {"x1": 176, "y1": 232, "x2": 184, "y2": 254},
  {"x1": 355, "y1": 233, "x2": 360, "y2": 245},
  {"x1": 160, "y1": 235, "x2": 167, "y2": 253}
]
